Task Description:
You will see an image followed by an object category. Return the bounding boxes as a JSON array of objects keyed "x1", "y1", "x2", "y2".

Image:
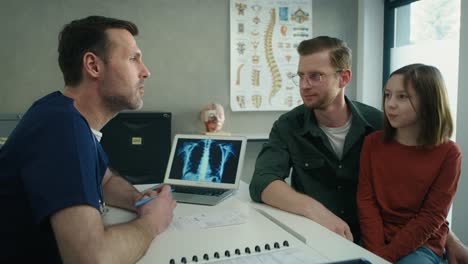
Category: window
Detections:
[{"x1": 384, "y1": 0, "x2": 460, "y2": 135}]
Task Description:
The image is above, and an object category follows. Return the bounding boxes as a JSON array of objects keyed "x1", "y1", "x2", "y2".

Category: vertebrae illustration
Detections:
[{"x1": 264, "y1": 8, "x2": 282, "y2": 105}]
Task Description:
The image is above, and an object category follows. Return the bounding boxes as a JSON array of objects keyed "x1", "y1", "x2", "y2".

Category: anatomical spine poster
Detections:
[{"x1": 230, "y1": 0, "x2": 312, "y2": 111}]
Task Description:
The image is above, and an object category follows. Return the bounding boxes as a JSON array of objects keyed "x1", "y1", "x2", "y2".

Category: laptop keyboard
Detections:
[{"x1": 171, "y1": 185, "x2": 227, "y2": 196}]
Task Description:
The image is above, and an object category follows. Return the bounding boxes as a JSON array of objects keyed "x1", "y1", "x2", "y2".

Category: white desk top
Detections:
[
  {"x1": 103, "y1": 182, "x2": 389, "y2": 264},
  {"x1": 234, "y1": 181, "x2": 389, "y2": 264},
  {"x1": 104, "y1": 194, "x2": 326, "y2": 263}
]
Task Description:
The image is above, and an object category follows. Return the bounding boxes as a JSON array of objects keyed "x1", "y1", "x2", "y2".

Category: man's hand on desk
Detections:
[
  {"x1": 260, "y1": 180, "x2": 353, "y2": 242},
  {"x1": 137, "y1": 185, "x2": 177, "y2": 236},
  {"x1": 306, "y1": 205, "x2": 354, "y2": 242}
]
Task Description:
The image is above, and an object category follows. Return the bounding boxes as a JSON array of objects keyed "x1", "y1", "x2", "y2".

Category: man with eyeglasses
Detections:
[{"x1": 249, "y1": 36, "x2": 468, "y2": 263}]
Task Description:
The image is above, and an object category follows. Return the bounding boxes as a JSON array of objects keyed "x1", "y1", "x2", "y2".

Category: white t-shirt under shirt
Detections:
[
  {"x1": 319, "y1": 116, "x2": 352, "y2": 159},
  {"x1": 91, "y1": 128, "x2": 103, "y2": 142}
]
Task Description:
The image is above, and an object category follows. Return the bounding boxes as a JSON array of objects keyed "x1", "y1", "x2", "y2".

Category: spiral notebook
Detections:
[{"x1": 188, "y1": 241, "x2": 316, "y2": 263}]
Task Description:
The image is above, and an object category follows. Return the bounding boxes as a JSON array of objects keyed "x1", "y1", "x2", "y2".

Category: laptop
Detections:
[{"x1": 163, "y1": 134, "x2": 247, "y2": 205}]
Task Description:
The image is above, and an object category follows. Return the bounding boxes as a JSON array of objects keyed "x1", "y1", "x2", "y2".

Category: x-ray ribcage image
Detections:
[{"x1": 169, "y1": 139, "x2": 242, "y2": 184}]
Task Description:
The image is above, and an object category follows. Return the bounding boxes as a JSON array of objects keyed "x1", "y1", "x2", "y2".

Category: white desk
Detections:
[
  {"x1": 235, "y1": 181, "x2": 389, "y2": 263},
  {"x1": 103, "y1": 182, "x2": 389, "y2": 264},
  {"x1": 104, "y1": 193, "x2": 326, "y2": 263}
]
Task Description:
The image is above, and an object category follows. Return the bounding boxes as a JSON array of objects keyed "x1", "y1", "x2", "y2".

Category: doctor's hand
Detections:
[
  {"x1": 137, "y1": 185, "x2": 177, "y2": 237},
  {"x1": 136, "y1": 184, "x2": 167, "y2": 201}
]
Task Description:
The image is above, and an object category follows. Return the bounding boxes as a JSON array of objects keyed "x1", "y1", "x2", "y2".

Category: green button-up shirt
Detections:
[{"x1": 249, "y1": 97, "x2": 382, "y2": 240}]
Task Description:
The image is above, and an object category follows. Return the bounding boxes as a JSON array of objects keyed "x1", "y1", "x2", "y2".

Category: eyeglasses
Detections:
[{"x1": 291, "y1": 69, "x2": 343, "y2": 86}]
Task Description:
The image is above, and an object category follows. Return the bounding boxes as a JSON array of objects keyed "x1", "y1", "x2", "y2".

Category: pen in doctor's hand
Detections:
[
  {"x1": 134, "y1": 195, "x2": 157, "y2": 207},
  {"x1": 134, "y1": 187, "x2": 174, "y2": 207}
]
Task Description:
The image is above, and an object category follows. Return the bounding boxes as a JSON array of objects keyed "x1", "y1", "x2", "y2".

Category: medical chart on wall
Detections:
[{"x1": 230, "y1": 0, "x2": 313, "y2": 111}]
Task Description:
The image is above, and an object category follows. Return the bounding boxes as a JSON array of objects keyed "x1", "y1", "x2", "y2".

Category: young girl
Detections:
[{"x1": 357, "y1": 64, "x2": 462, "y2": 264}]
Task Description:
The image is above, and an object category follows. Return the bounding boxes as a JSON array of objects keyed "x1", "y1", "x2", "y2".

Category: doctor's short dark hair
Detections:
[{"x1": 58, "y1": 15, "x2": 138, "y2": 86}]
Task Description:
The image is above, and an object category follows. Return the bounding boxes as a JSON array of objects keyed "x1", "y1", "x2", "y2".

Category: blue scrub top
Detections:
[{"x1": 0, "y1": 91, "x2": 108, "y2": 263}]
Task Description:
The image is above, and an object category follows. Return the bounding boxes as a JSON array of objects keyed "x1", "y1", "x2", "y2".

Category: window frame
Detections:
[{"x1": 383, "y1": 0, "x2": 421, "y2": 85}]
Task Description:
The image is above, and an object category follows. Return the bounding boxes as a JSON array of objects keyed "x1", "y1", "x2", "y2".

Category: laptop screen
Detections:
[{"x1": 164, "y1": 134, "x2": 247, "y2": 189}]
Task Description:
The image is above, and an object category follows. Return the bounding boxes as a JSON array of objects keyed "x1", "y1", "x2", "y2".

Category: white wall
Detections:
[
  {"x1": 356, "y1": 0, "x2": 384, "y2": 110},
  {"x1": 452, "y1": 0, "x2": 468, "y2": 243},
  {"x1": 0, "y1": 0, "x2": 359, "y2": 184}
]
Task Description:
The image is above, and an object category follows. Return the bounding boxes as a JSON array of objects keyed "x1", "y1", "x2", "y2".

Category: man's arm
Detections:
[
  {"x1": 446, "y1": 230, "x2": 468, "y2": 264},
  {"x1": 261, "y1": 180, "x2": 353, "y2": 241},
  {"x1": 51, "y1": 185, "x2": 176, "y2": 263},
  {"x1": 102, "y1": 168, "x2": 142, "y2": 212},
  {"x1": 249, "y1": 120, "x2": 353, "y2": 241}
]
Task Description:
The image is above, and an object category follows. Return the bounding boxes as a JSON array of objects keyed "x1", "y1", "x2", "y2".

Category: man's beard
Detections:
[
  {"x1": 103, "y1": 94, "x2": 143, "y2": 112},
  {"x1": 304, "y1": 97, "x2": 331, "y2": 110},
  {"x1": 303, "y1": 90, "x2": 339, "y2": 110}
]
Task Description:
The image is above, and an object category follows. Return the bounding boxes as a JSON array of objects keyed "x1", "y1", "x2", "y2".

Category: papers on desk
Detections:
[
  {"x1": 170, "y1": 209, "x2": 248, "y2": 231},
  {"x1": 138, "y1": 198, "x2": 329, "y2": 264}
]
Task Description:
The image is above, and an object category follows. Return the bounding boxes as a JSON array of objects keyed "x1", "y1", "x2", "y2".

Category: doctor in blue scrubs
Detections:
[{"x1": 0, "y1": 16, "x2": 176, "y2": 263}]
